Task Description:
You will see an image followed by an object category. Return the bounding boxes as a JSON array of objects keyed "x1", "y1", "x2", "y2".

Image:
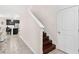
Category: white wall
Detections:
[
  {"x1": 20, "y1": 10, "x2": 44, "y2": 53},
  {"x1": 0, "y1": 5, "x2": 31, "y2": 15},
  {"x1": 31, "y1": 6, "x2": 57, "y2": 44}
]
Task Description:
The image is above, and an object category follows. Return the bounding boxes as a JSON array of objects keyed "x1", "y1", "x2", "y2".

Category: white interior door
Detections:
[{"x1": 57, "y1": 6, "x2": 79, "y2": 54}]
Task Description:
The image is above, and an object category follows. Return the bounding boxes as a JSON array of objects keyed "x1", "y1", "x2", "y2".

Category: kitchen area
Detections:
[{"x1": 6, "y1": 19, "x2": 20, "y2": 35}]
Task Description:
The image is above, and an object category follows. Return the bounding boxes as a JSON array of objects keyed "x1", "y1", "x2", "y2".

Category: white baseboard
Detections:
[{"x1": 19, "y1": 36, "x2": 37, "y2": 54}]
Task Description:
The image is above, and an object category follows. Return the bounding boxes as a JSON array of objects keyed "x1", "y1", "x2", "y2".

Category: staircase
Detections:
[{"x1": 43, "y1": 32, "x2": 56, "y2": 54}]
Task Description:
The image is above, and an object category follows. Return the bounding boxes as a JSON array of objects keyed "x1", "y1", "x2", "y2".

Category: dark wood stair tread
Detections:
[
  {"x1": 43, "y1": 32, "x2": 56, "y2": 54},
  {"x1": 43, "y1": 36, "x2": 49, "y2": 41},
  {"x1": 43, "y1": 32, "x2": 47, "y2": 37},
  {"x1": 43, "y1": 40, "x2": 52, "y2": 46},
  {"x1": 43, "y1": 44, "x2": 56, "y2": 54},
  {"x1": 43, "y1": 44, "x2": 55, "y2": 50}
]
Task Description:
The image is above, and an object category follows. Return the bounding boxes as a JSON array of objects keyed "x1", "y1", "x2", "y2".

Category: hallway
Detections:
[
  {"x1": 0, "y1": 35, "x2": 65, "y2": 54},
  {"x1": 0, "y1": 35, "x2": 33, "y2": 54}
]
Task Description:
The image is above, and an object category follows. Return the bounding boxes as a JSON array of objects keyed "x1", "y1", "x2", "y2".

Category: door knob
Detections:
[
  {"x1": 58, "y1": 32, "x2": 60, "y2": 34},
  {"x1": 78, "y1": 29, "x2": 79, "y2": 32}
]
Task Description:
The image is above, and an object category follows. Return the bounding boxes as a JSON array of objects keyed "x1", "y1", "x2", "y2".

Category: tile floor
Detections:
[{"x1": 0, "y1": 35, "x2": 65, "y2": 54}]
